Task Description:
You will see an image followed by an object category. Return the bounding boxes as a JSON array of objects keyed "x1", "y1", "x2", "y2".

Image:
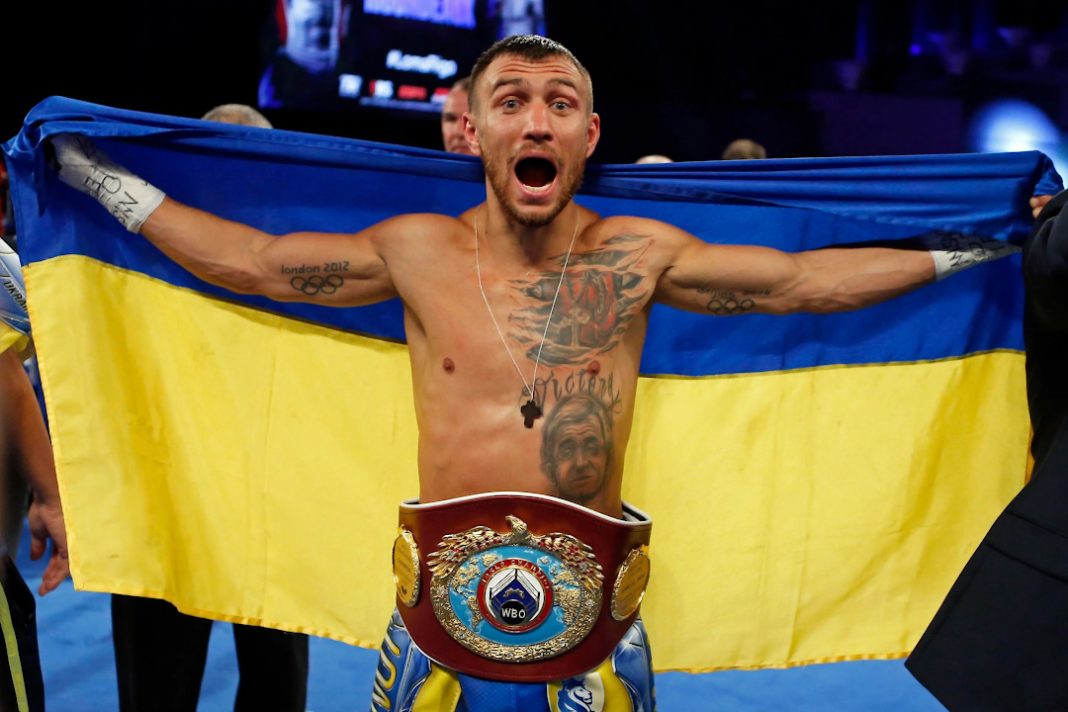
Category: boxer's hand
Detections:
[
  {"x1": 50, "y1": 134, "x2": 165, "y2": 233},
  {"x1": 1031, "y1": 195, "x2": 1054, "y2": 219},
  {"x1": 922, "y1": 232, "x2": 1020, "y2": 281},
  {"x1": 28, "y1": 498, "x2": 69, "y2": 596}
]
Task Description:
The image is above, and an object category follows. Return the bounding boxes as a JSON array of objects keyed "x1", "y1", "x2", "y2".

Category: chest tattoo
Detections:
[{"x1": 507, "y1": 234, "x2": 651, "y2": 367}]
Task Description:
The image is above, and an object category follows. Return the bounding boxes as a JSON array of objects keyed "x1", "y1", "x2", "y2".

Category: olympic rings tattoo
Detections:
[
  {"x1": 290, "y1": 274, "x2": 344, "y2": 296},
  {"x1": 705, "y1": 296, "x2": 755, "y2": 315}
]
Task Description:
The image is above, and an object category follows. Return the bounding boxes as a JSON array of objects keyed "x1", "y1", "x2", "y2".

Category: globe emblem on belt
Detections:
[
  {"x1": 428, "y1": 515, "x2": 604, "y2": 662},
  {"x1": 478, "y1": 559, "x2": 553, "y2": 633}
]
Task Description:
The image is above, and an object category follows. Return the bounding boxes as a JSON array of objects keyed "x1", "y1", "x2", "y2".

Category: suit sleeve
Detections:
[{"x1": 1025, "y1": 190, "x2": 1068, "y2": 332}]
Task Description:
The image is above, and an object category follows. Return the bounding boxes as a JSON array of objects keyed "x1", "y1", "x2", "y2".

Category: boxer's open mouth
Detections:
[{"x1": 515, "y1": 157, "x2": 557, "y2": 192}]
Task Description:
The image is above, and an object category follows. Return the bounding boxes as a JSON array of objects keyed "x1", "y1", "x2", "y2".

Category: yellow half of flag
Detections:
[{"x1": 28, "y1": 254, "x2": 1026, "y2": 671}]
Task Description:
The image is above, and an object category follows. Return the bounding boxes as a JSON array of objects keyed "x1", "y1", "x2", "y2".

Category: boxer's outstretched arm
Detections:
[
  {"x1": 142, "y1": 200, "x2": 398, "y2": 306},
  {"x1": 654, "y1": 221, "x2": 1010, "y2": 315},
  {"x1": 51, "y1": 135, "x2": 397, "y2": 307}
]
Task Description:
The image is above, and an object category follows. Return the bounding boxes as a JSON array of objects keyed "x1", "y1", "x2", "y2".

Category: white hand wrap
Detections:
[
  {"x1": 51, "y1": 134, "x2": 166, "y2": 233},
  {"x1": 0, "y1": 243, "x2": 30, "y2": 339},
  {"x1": 923, "y1": 232, "x2": 1021, "y2": 281}
]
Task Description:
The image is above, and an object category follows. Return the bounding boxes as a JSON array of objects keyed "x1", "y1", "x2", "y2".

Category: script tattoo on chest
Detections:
[
  {"x1": 508, "y1": 234, "x2": 651, "y2": 367},
  {"x1": 531, "y1": 369, "x2": 624, "y2": 417}
]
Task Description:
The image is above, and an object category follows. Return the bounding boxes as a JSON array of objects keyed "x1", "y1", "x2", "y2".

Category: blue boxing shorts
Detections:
[{"x1": 371, "y1": 609, "x2": 655, "y2": 712}]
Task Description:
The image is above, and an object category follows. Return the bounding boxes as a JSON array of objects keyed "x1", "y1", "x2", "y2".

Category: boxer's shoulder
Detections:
[
  {"x1": 582, "y1": 215, "x2": 690, "y2": 272},
  {"x1": 369, "y1": 212, "x2": 468, "y2": 251},
  {"x1": 589, "y1": 214, "x2": 684, "y2": 243}
]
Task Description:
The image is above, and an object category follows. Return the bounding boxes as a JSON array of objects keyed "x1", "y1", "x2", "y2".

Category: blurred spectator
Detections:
[
  {"x1": 0, "y1": 240, "x2": 69, "y2": 712},
  {"x1": 259, "y1": 0, "x2": 352, "y2": 109},
  {"x1": 277, "y1": 0, "x2": 347, "y2": 74},
  {"x1": 441, "y1": 77, "x2": 475, "y2": 155},
  {"x1": 0, "y1": 163, "x2": 10, "y2": 237},
  {"x1": 491, "y1": 0, "x2": 546, "y2": 38},
  {"x1": 201, "y1": 104, "x2": 272, "y2": 129},
  {"x1": 722, "y1": 138, "x2": 767, "y2": 160},
  {"x1": 635, "y1": 154, "x2": 673, "y2": 164}
]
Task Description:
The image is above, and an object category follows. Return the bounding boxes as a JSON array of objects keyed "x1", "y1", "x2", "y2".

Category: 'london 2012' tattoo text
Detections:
[{"x1": 282, "y1": 262, "x2": 349, "y2": 296}]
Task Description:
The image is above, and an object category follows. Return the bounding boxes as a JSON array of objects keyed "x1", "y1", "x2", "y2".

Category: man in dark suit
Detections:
[{"x1": 907, "y1": 192, "x2": 1068, "y2": 709}]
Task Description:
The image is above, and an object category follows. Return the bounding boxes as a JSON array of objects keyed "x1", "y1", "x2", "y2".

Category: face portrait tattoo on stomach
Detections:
[{"x1": 540, "y1": 392, "x2": 614, "y2": 505}]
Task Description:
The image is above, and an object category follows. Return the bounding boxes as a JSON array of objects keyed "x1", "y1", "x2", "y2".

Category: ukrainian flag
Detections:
[{"x1": 3, "y1": 98, "x2": 1060, "y2": 686}]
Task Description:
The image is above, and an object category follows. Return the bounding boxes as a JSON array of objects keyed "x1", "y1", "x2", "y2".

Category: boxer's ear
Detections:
[
  {"x1": 585, "y1": 112, "x2": 601, "y2": 159},
  {"x1": 462, "y1": 113, "x2": 480, "y2": 156}
]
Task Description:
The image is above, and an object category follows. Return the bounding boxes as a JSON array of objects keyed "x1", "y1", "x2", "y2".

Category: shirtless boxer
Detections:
[{"x1": 51, "y1": 34, "x2": 1012, "y2": 712}]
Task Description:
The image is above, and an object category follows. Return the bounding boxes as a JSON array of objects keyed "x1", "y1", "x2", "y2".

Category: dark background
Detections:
[{"x1": 3, "y1": 0, "x2": 1068, "y2": 163}]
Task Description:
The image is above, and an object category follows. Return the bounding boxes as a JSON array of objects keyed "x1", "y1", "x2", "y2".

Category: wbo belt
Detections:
[{"x1": 392, "y1": 491, "x2": 652, "y2": 682}]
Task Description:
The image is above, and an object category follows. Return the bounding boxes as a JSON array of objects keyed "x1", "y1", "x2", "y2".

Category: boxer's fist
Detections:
[
  {"x1": 50, "y1": 134, "x2": 165, "y2": 233},
  {"x1": 1032, "y1": 195, "x2": 1054, "y2": 219}
]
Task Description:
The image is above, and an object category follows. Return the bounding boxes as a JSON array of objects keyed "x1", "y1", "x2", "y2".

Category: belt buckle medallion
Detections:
[{"x1": 428, "y1": 515, "x2": 604, "y2": 662}]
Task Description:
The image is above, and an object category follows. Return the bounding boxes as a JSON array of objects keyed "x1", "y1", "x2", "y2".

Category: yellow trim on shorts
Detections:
[
  {"x1": 547, "y1": 656, "x2": 634, "y2": 712},
  {"x1": 411, "y1": 662, "x2": 461, "y2": 712},
  {"x1": 0, "y1": 578, "x2": 29, "y2": 712}
]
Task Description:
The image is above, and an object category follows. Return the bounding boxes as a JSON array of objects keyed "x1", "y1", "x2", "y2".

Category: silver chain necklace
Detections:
[{"x1": 474, "y1": 206, "x2": 580, "y2": 428}]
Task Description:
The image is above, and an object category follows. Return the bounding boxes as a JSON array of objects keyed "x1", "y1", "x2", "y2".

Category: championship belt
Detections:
[{"x1": 392, "y1": 492, "x2": 652, "y2": 682}]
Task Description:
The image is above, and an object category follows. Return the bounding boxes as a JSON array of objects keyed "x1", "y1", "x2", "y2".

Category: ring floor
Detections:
[{"x1": 14, "y1": 529, "x2": 943, "y2": 711}]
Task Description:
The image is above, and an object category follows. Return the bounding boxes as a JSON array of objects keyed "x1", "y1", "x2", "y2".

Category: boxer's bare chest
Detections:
[
  {"x1": 404, "y1": 229, "x2": 658, "y2": 393},
  {"x1": 396, "y1": 224, "x2": 664, "y2": 513}
]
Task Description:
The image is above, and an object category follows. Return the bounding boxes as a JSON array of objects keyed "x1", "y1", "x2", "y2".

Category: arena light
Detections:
[{"x1": 969, "y1": 99, "x2": 1068, "y2": 178}]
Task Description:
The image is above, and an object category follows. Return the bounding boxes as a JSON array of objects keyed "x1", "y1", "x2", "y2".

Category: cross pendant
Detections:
[{"x1": 520, "y1": 399, "x2": 542, "y2": 428}]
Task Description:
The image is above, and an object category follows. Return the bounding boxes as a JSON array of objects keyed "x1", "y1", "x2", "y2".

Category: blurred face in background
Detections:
[
  {"x1": 283, "y1": 0, "x2": 342, "y2": 73},
  {"x1": 441, "y1": 86, "x2": 474, "y2": 155}
]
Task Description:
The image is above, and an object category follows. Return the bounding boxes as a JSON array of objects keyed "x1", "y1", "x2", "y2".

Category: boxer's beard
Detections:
[{"x1": 481, "y1": 146, "x2": 584, "y2": 228}]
